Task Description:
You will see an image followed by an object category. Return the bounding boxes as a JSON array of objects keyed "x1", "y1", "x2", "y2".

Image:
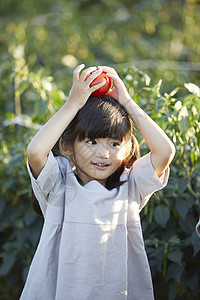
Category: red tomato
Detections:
[{"x1": 86, "y1": 71, "x2": 111, "y2": 97}]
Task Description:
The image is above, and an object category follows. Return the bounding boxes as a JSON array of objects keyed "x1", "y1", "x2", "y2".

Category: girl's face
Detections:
[{"x1": 71, "y1": 137, "x2": 131, "y2": 186}]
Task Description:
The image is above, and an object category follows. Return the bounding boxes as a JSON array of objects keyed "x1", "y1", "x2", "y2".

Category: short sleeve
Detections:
[
  {"x1": 27, "y1": 152, "x2": 69, "y2": 216},
  {"x1": 128, "y1": 152, "x2": 169, "y2": 211}
]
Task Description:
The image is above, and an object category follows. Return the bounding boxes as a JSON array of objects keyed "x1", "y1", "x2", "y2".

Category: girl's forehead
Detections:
[
  {"x1": 82, "y1": 137, "x2": 123, "y2": 142},
  {"x1": 77, "y1": 133, "x2": 131, "y2": 145},
  {"x1": 77, "y1": 122, "x2": 131, "y2": 141},
  {"x1": 78, "y1": 131, "x2": 126, "y2": 142}
]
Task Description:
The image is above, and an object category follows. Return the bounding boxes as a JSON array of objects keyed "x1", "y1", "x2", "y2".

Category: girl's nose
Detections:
[{"x1": 96, "y1": 144, "x2": 109, "y2": 158}]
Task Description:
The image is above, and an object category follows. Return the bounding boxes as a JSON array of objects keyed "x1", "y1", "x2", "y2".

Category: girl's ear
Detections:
[
  {"x1": 59, "y1": 138, "x2": 73, "y2": 156},
  {"x1": 124, "y1": 134, "x2": 140, "y2": 168}
]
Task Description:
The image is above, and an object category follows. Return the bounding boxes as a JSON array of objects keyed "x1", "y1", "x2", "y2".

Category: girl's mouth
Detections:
[{"x1": 92, "y1": 162, "x2": 110, "y2": 170}]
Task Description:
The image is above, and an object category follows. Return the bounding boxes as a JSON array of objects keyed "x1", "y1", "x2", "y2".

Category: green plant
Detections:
[
  {"x1": 0, "y1": 67, "x2": 66, "y2": 299},
  {"x1": 121, "y1": 66, "x2": 200, "y2": 299},
  {"x1": 0, "y1": 66, "x2": 199, "y2": 299}
]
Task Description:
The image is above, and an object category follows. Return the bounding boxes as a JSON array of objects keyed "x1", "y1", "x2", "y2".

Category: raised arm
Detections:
[
  {"x1": 27, "y1": 65, "x2": 105, "y2": 178},
  {"x1": 100, "y1": 66, "x2": 175, "y2": 178}
]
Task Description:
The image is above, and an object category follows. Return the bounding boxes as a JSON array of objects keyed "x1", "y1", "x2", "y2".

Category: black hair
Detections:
[
  {"x1": 32, "y1": 95, "x2": 140, "y2": 216},
  {"x1": 63, "y1": 95, "x2": 132, "y2": 143}
]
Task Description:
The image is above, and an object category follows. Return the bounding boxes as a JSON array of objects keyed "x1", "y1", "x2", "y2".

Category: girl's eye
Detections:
[
  {"x1": 86, "y1": 140, "x2": 97, "y2": 145},
  {"x1": 110, "y1": 141, "x2": 120, "y2": 147}
]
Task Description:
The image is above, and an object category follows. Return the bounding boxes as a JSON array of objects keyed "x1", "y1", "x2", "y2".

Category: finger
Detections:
[
  {"x1": 90, "y1": 81, "x2": 106, "y2": 93},
  {"x1": 106, "y1": 73, "x2": 121, "y2": 84},
  {"x1": 98, "y1": 66, "x2": 117, "y2": 74},
  {"x1": 73, "y1": 64, "x2": 85, "y2": 82},
  {"x1": 80, "y1": 66, "x2": 98, "y2": 81},
  {"x1": 106, "y1": 89, "x2": 113, "y2": 96},
  {"x1": 105, "y1": 74, "x2": 121, "y2": 94},
  {"x1": 106, "y1": 73, "x2": 116, "y2": 79},
  {"x1": 85, "y1": 68, "x2": 103, "y2": 85}
]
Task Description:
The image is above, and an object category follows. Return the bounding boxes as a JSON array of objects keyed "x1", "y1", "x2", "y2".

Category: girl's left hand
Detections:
[{"x1": 98, "y1": 66, "x2": 131, "y2": 106}]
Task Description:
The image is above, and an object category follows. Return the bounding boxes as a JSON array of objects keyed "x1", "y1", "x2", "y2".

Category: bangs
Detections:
[
  {"x1": 76, "y1": 96, "x2": 132, "y2": 142},
  {"x1": 61, "y1": 95, "x2": 133, "y2": 144}
]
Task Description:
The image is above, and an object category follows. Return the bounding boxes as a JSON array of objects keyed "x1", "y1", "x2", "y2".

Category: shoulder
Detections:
[
  {"x1": 127, "y1": 152, "x2": 169, "y2": 184},
  {"x1": 124, "y1": 152, "x2": 169, "y2": 209},
  {"x1": 122, "y1": 153, "x2": 152, "y2": 179},
  {"x1": 131, "y1": 152, "x2": 151, "y2": 171},
  {"x1": 27, "y1": 152, "x2": 73, "y2": 186},
  {"x1": 54, "y1": 155, "x2": 73, "y2": 175}
]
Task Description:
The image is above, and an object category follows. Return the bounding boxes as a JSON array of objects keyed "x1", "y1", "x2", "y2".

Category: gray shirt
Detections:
[{"x1": 20, "y1": 152, "x2": 169, "y2": 300}]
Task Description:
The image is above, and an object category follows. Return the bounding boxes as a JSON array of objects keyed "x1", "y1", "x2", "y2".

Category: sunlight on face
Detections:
[{"x1": 71, "y1": 137, "x2": 131, "y2": 186}]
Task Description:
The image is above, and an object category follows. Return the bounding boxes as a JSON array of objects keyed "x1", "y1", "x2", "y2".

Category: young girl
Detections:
[{"x1": 20, "y1": 65, "x2": 175, "y2": 300}]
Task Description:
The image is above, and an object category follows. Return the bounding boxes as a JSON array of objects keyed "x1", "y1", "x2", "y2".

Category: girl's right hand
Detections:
[
  {"x1": 98, "y1": 66, "x2": 131, "y2": 107},
  {"x1": 67, "y1": 64, "x2": 106, "y2": 110}
]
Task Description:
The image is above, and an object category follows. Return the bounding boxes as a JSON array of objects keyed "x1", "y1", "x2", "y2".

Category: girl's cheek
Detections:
[
  {"x1": 118, "y1": 145, "x2": 131, "y2": 161},
  {"x1": 116, "y1": 148, "x2": 126, "y2": 161},
  {"x1": 122, "y1": 141, "x2": 132, "y2": 159}
]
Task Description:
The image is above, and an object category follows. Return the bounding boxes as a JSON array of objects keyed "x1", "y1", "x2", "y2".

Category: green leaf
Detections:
[
  {"x1": 167, "y1": 250, "x2": 183, "y2": 266},
  {"x1": 166, "y1": 262, "x2": 184, "y2": 282},
  {"x1": 168, "y1": 235, "x2": 181, "y2": 245},
  {"x1": 178, "y1": 177, "x2": 190, "y2": 193},
  {"x1": 178, "y1": 106, "x2": 190, "y2": 132},
  {"x1": 168, "y1": 281, "x2": 178, "y2": 300},
  {"x1": 0, "y1": 253, "x2": 16, "y2": 276},
  {"x1": 154, "y1": 205, "x2": 170, "y2": 228},
  {"x1": 52, "y1": 90, "x2": 63, "y2": 107},
  {"x1": 175, "y1": 196, "x2": 194, "y2": 219},
  {"x1": 191, "y1": 231, "x2": 200, "y2": 255},
  {"x1": 184, "y1": 273, "x2": 199, "y2": 292},
  {"x1": 156, "y1": 98, "x2": 166, "y2": 110},
  {"x1": 194, "y1": 97, "x2": 200, "y2": 110},
  {"x1": 0, "y1": 197, "x2": 6, "y2": 217},
  {"x1": 14, "y1": 219, "x2": 24, "y2": 229},
  {"x1": 24, "y1": 208, "x2": 38, "y2": 226},
  {"x1": 19, "y1": 80, "x2": 29, "y2": 94},
  {"x1": 178, "y1": 214, "x2": 196, "y2": 234}
]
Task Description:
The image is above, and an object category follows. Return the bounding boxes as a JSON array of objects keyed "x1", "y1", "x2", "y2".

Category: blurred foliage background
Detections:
[{"x1": 0, "y1": 0, "x2": 200, "y2": 299}]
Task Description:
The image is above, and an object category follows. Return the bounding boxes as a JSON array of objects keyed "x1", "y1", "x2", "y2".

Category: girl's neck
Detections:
[{"x1": 74, "y1": 171, "x2": 106, "y2": 187}]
